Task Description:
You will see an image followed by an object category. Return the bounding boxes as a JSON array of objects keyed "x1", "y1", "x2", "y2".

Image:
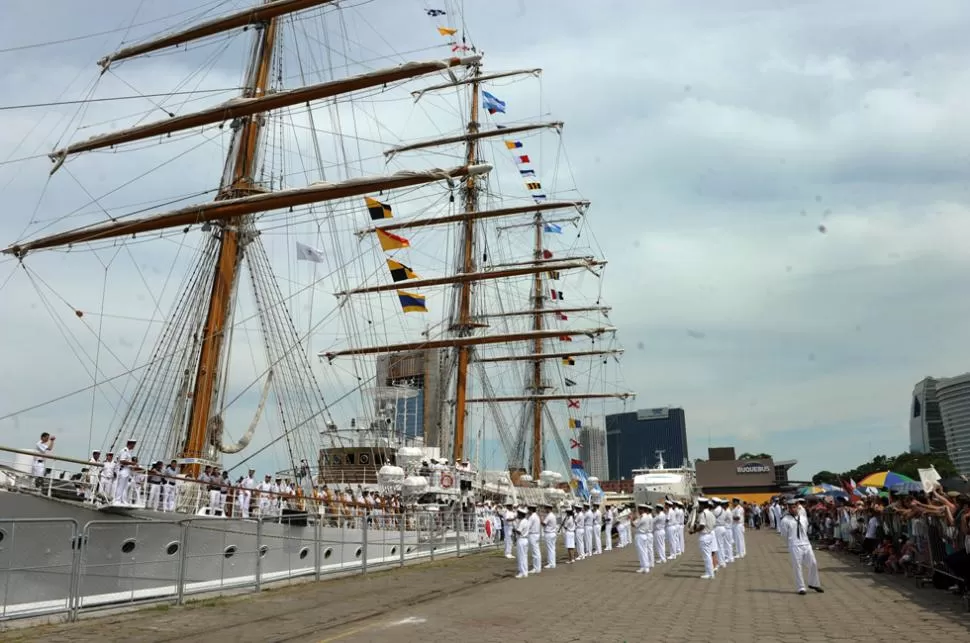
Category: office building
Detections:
[
  {"x1": 375, "y1": 349, "x2": 445, "y2": 446},
  {"x1": 695, "y1": 446, "x2": 796, "y2": 503},
  {"x1": 605, "y1": 407, "x2": 688, "y2": 480},
  {"x1": 578, "y1": 425, "x2": 608, "y2": 480},
  {"x1": 934, "y1": 373, "x2": 970, "y2": 475},
  {"x1": 910, "y1": 377, "x2": 947, "y2": 454}
]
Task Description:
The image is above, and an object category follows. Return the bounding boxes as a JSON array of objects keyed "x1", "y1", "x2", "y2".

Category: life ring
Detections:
[{"x1": 440, "y1": 472, "x2": 454, "y2": 489}]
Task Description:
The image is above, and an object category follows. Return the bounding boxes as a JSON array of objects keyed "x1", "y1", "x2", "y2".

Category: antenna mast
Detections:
[{"x1": 180, "y1": 3, "x2": 278, "y2": 473}]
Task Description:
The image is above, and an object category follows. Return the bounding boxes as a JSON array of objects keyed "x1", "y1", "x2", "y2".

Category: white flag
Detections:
[{"x1": 295, "y1": 241, "x2": 325, "y2": 263}]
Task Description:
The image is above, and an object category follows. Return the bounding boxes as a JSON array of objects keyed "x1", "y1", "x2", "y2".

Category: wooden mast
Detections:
[
  {"x1": 531, "y1": 213, "x2": 544, "y2": 478},
  {"x1": 451, "y1": 66, "x2": 481, "y2": 465},
  {"x1": 180, "y1": 6, "x2": 278, "y2": 472}
]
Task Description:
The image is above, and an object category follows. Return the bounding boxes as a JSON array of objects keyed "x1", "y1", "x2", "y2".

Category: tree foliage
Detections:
[
  {"x1": 738, "y1": 452, "x2": 771, "y2": 460},
  {"x1": 811, "y1": 451, "x2": 957, "y2": 486}
]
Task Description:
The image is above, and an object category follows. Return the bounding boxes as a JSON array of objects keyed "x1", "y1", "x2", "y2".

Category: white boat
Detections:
[{"x1": 632, "y1": 451, "x2": 697, "y2": 506}]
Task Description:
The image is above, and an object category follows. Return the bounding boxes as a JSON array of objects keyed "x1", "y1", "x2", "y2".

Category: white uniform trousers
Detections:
[
  {"x1": 593, "y1": 526, "x2": 602, "y2": 554},
  {"x1": 699, "y1": 532, "x2": 717, "y2": 577},
  {"x1": 723, "y1": 525, "x2": 735, "y2": 563},
  {"x1": 714, "y1": 526, "x2": 729, "y2": 567},
  {"x1": 543, "y1": 532, "x2": 557, "y2": 568},
  {"x1": 790, "y1": 543, "x2": 819, "y2": 592},
  {"x1": 665, "y1": 526, "x2": 676, "y2": 558},
  {"x1": 515, "y1": 537, "x2": 529, "y2": 577},
  {"x1": 504, "y1": 524, "x2": 513, "y2": 557},
  {"x1": 576, "y1": 526, "x2": 586, "y2": 558},
  {"x1": 733, "y1": 523, "x2": 746, "y2": 558},
  {"x1": 146, "y1": 483, "x2": 163, "y2": 511},
  {"x1": 115, "y1": 471, "x2": 131, "y2": 503},
  {"x1": 98, "y1": 476, "x2": 115, "y2": 501},
  {"x1": 635, "y1": 532, "x2": 652, "y2": 572},
  {"x1": 163, "y1": 483, "x2": 177, "y2": 511},
  {"x1": 31, "y1": 460, "x2": 45, "y2": 480},
  {"x1": 208, "y1": 489, "x2": 222, "y2": 514},
  {"x1": 680, "y1": 525, "x2": 687, "y2": 554},
  {"x1": 653, "y1": 529, "x2": 666, "y2": 563},
  {"x1": 528, "y1": 534, "x2": 541, "y2": 572},
  {"x1": 583, "y1": 526, "x2": 593, "y2": 555},
  {"x1": 604, "y1": 522, "x2": 613, "y2": 550},
  {"x1": 238, "y1": 491, "x2": 251, "y2": 518}
]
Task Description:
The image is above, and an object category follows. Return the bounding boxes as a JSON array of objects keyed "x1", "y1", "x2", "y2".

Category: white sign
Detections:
[
  {"x1": 736, "y1": 462, "x2": 771, "y2": 474},
  {"x1": 637, "y1": 407, "x2": 670, "y2": 421}
]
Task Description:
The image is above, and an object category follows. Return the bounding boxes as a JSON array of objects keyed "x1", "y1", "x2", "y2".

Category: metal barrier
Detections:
[{"x1": 0, "y1": 510, "x2": 500, "y2": 623}]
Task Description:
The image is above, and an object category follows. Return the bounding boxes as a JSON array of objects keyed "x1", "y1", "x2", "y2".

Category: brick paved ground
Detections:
[{"x1": 7, "y1": 530, "x2": 969, "y2": 643}]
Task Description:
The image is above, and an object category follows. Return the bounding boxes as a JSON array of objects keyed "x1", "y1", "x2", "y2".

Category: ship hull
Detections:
[{"x1": 0, "y1": 491, "x2": 449, "y2": 619}]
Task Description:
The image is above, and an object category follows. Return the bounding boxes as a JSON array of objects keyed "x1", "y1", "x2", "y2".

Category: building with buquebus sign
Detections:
[{"x1": 695, "y1": 446, "x2": 796, "y2": 504}]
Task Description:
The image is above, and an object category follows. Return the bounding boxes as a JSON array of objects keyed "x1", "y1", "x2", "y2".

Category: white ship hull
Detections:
[
  {"x1": 632, "y1": 469, "x2": 697, "y2": 506},
  {"x1": 0, "y1": 491, "x2": 463, "y2": 620}
]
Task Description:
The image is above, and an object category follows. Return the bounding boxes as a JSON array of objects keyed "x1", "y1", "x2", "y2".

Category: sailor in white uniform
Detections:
[
  {"x1": 712, "y1": 498, "x2": 731, "y2": 568},
  {"x1": 99, "y1": 452, "x2": 116, "y2": 501},
  {"x1": 32, "y1": 432, "x2": 54, "y2": 483},
  {"x1": 652, "y1": 504, "x2": 667, "y2": 564},
  {"x1": 239, "y1": 469, "x2": 255, "y2": 519},
  {"x1": 502, "y1": 503, "x2": 515, "y2": 558},
  {"x1": 731, "y1": 498, "x2": 747, "y2": 559},
  {"x1": 592, "y1": 504, "x2": 603, "y2": 554},
  {"x1": 574, "y1": 504, "x2": 587, "y2": 559},
  {"x1": 719, "y1": 499, "x2": 736, "y2": 563},
  {"x1": 163, "y1": 460, "x2": 179, "y2": 512},
  {"x1": 603, "y1": 505, "x2": 614, "y2": 551},
  {"x1": 85, "y1": 450, "x2": 101, "y2": 501},
  {"x1": 692, "y1": 498, "x2": 718, "y2": 579},
  {"x1": 634, "y1": 504, "x2": 653, "y2": 573},
  {"x1": 541, "y1": 503, "x2": 558, "y2": 569},
  {"x1": 563, "y1": 508, "x2": 577, "y2": 563},
  {"x1": 514, "y1": 507, "x2": 530, "y2": 578},
  {"x1": 581, "y1": 503, "x2": 593, "y2": 556},
  {"x1": 257, "y1": 474, "x2": 273, "y2": 517},
  {"x1": 663, "y1": 501, "x2": 676, "y2": 559},
  {"x1": 527, "y1": 505, "x2": 542, "y2": 574},
  {"x1": 115, "y1": 439, "x2": 137, "y2": 504},
  {"x1": 618, "y1": 505, "x2": 631, "y2": 547},
  {"x1": 782, "y1": 499, "x2": 823, "y2": 594},
  {"x1": 674, "y1": 501, "x2": 686, "y2": 556}
]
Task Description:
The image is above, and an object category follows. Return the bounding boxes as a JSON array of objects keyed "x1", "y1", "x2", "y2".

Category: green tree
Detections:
[
  {"x1": 812, "y1": 470, "x2": 840, "y2": 485},
  {"x1": 890, "y1": 451, "x2": 957, "y2": 480},
  {"x1": 738, "y1": 452, "x2": 771, "y2": 460}
]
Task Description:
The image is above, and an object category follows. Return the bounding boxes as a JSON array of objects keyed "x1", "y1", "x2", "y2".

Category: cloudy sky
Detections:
[{"x1": 2, "y1": 0, "x2": 970, "y2": 481}]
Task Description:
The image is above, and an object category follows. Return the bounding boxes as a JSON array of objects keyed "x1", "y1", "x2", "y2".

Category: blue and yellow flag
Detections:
[{"x1": 397, "y1": 290, "x2": 427, "y2": 313}]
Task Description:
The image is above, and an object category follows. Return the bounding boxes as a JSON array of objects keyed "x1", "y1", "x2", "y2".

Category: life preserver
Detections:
[{"x1": 440, "y1": 472, "x2": 454, "y2": 488}]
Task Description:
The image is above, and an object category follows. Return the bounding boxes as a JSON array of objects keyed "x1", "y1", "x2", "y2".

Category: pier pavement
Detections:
[{"x1": 7, "y1": 530, "x2": 969, "y2": 643}]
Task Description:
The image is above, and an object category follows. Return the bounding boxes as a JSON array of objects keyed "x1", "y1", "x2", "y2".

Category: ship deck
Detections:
[{"x1": 6, "y1": 530, "x2": 968, "y2": 643}]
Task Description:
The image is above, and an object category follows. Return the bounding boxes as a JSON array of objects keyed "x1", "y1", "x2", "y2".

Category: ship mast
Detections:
[
  {"x1": 181, "y1": 2, "x2": 278, "y2": 472},
  {"x1": 530, "y1": 214, "x2": 545, "y2": 478},
  {"x1": 451, "y1": 66, "x2": 481, "y2": 465}
]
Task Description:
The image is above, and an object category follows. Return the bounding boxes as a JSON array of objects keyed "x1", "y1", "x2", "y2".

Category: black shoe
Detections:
[
  {"x1": 798, "y1": 589, "x2": 806, "y2": 595},
  {"x1": 809, "y1": 585, "x2": 824, "y2": 593}
]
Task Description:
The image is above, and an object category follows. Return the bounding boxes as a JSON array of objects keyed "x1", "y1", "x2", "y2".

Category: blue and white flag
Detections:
[
  {"x1": 543, "y1": 223, "x2": 562, "y2": 234},
  {"x1": 482, "y1": 90, "x2": 506, "y2": 114}
]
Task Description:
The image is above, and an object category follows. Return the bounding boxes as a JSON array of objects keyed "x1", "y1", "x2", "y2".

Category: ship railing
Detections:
[{"x1": 0, "y1": 510, "x2": 504, "y2": 622}]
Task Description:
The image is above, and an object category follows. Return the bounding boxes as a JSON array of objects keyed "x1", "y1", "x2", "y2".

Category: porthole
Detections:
[
  {"x1": 121, "y1": 539, "x2": 137, "y2": 554},
  {"x1": 323, "y1": 547, "x2": 333, "y2": 559},
  {"x1": 0, "y1": 529, "x2": 6, "y2": 544},
  {"x1": 224, "y1": 545, "x2": 237, "y2": 559},
  {"x1": 390, "y1": 546, "x2": 397, "y2": 555},
  {"x1": 259, "y1": 545, "x2": 269, "y2": 558},
  {"x1": 405, "y1": 546, "x2": 413, "y2": 554},
  {"x1": 166, "y1": 541, "x2": 180, "y2": 556},
  {"x1": 432, "y1": 547, "x2": 437, "y2": 552},
  {"x1": 354, "y1": 547, "x2": 362, "y2": 559},
  {"x1": 299, "y1": 547, "x2": 309, "y2": 560}
]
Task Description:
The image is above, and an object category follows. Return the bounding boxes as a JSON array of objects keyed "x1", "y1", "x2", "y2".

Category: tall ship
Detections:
[
  {"x1": 0, "y1": 0, "x2": 631, "y2": 619},
  {"x1": 632, "y1": 451, "x2": 697, "y2": 506}
]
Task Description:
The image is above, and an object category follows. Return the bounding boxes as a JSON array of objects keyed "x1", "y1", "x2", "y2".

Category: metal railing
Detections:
[{"x1": 0, "y1": 510, "x2": 502, "y2": 623}]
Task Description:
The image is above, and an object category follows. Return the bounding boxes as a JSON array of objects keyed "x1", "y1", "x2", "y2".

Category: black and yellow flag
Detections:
[
  {"x1": 387, "y1": 259, "x2": 419, "y2": 282},
  {"x1": 365, "y1": 196, "x2": 392, "y2": 220}
]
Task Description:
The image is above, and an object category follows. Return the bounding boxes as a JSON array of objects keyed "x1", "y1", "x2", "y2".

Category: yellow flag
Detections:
[{"x1": 437, "y1": 26, "x2": 457, "y2": 36}]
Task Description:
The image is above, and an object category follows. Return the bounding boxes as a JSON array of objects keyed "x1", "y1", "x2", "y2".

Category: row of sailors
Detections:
[
  {"x1": 501, "y1": 500, "x2": 690, "y2": 579},
  {"x1": 687, "y1": 497, "x2": 747, "y2": 578},
  {"x1": 628, "y1": 500, "x2": 689, "y2": 573}
]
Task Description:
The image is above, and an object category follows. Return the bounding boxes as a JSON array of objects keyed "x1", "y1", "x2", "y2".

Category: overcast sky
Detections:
[{"x1": 2, "y1": 0, "x2": 970, "y2": 480}]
